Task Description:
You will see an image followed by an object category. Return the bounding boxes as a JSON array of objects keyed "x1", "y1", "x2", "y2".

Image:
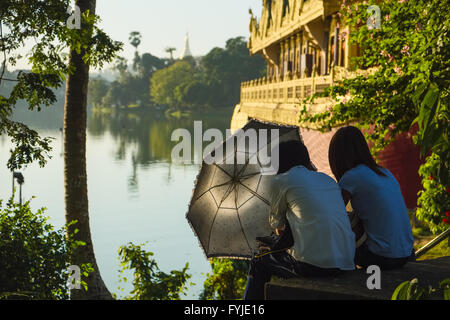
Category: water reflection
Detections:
[
  {"x1": 88, "y1": 109, "x2": 232, "y2": 165},
  {"x1": 1, "y1": 106, "x2": 234, "y2": 299},
  {"x1": 87, "y1": 109, "x2": 233, "y2": 195}
]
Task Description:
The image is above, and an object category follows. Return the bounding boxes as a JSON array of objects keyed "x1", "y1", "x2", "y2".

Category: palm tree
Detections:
[
  {"x1": 129, "y1": 31, "x2": 142, "y2": 51},
  {"x1": 129, "y1": 31, "x2": 142, "y2": 71},
  {"x1": 64, "y1": 0, "x2": 112, "y2": 300},
  {"x1": 165, "y1": 47, "x2": 176, "y2": 60}
]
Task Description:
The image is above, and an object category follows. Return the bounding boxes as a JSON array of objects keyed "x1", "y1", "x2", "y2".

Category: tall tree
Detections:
[
  {"x1": 64, "y1": 0, "x2": 119, "y2": 299},
  {"x1": 1, "y1": 0, "x2": 121, "y2": 299},
  {"x1": 165, "y1": 47, "x2": 176, "y2": 61},
  {"x1": 129, "y1": 31, "x2": 142, "y2": 71}
]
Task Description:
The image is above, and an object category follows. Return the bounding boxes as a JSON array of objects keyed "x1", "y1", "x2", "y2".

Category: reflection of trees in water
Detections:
[
  {"x1": 87, "y1": 108, "x2": 233, "y2": 193},
  {"x1": 88, "y1": 109, "x2": 232, "y2": 165},
  {"x1": 127, "y1": 153, "x2": 139, "y2": 197}
]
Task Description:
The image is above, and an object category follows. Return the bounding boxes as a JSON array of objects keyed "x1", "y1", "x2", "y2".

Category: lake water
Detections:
[{"x1": 0, "y1": 107, "x2": 234, "y2": 299}]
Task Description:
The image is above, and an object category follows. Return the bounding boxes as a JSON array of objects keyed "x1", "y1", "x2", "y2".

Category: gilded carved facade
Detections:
[{"x1": 231, "y1": 0, "x2": 361, "y2": 131}]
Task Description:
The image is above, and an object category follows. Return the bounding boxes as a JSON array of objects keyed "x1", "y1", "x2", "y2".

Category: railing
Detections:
[
  {"x1": 415, "y1": 228, "x2": 450, "y2": 258},
  {"x1": 241, "y1": 72, "x2": 333, "y2": 104},
  {"x1": 240, "y1": 66, "x2": 374, "y2": 105}
]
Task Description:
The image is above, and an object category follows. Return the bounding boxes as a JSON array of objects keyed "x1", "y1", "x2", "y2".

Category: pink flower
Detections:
[
  {"x1": 401, "y1": 45, "x2": 410, "y2": 56},
  {"x1": 399, "y1": 0, "x2": 407, "y2": 3},
  {"x1": 394, "y1": 67, "x2": 403, "y2": 75},
  {"x1": 381, "y1": 50, "x2": 394, "y2": 62},
  {"x1": 385, "y1": 14, "x2": 390, "y2": 21},
  {"x1": 339, "y1": 31, "x2": 348, "y2": 40}
]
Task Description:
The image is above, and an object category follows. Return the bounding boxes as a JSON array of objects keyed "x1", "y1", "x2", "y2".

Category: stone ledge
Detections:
[{"x1": 264, "y1": 256, "x2": 450, "y2": 300}]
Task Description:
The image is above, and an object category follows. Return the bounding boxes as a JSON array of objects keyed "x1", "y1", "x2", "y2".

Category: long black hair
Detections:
[
  {"x1": 277, "y1": 140, "x2": 315, "y2": 174},
  {"x1": 328, "y1": 126, "x2": 386, "y2": 181}
]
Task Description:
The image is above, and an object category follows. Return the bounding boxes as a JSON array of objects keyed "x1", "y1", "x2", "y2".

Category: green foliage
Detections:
[
  {"x1": 416, "y1": 154, "x2": 450, "y2": 233},
  {"x1": 200, "y1": 258, "x2": 249, "y2": 300},
  {"x1": 150, "y1": 36, "x2": 266, "y2": 110},
  {"x1": 0, "y1": 0, "x2": 122, "y2": 170},
  {"x1": 88, "y1": 77, "x2": 110, "y2": 107},
  {"x1": 92, "y1": 52, "x2": 167, "y2": 109},
  {"x1": 200, "y1": 37, "x2": 266, "y2": 107},
  {"x1": 151, "y1": 60, "x2": 195, "y2": 108},
  {"x1": 299, "y1": 0, "x2": 449, "y2": 232},
  {"x1": 392, "y1": 278, "x2": 450, "y2": 300},
  {"x1": 0, "y1": 195, "x2": 90, "y2": 300},
  {"x1": 117, "y1": 243, "x2": 192, "y2": 300},
  {"x1": 92, "y1": 36, "x2": 265, "y2": 111}
]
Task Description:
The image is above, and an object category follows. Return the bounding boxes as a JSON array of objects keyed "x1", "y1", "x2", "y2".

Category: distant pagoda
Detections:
[{"x1": 180, "y1": 33, "x2": 192, "y2": 59}]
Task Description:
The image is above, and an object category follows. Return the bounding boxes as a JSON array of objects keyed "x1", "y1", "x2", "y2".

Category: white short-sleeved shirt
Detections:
[
  {"x1": 339, "y1": 164, "x2": 414, "y2": 258},
  {"x1": 270, "y1": 166, "x2": 355, "y2": 270}
]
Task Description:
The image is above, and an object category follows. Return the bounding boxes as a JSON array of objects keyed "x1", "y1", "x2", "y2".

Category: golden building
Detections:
[
  {"x1": 231, "y1": 0, "x2": 361, "y2": 130},
  {"x1": 230, "y1": 0, "x2": 422, "y2": 208}
]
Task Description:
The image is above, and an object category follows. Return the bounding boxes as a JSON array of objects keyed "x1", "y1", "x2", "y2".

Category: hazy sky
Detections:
[{"x1": 11, "y1": 0, "x2": 263, "y2": 70}]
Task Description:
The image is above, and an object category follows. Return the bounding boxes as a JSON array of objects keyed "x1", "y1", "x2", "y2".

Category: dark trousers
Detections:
[
  {"x1": 243, "y1": 251, "x2": 343, "y2": 300},
  {"x1": 355, "y1": 242, "x2": 414, "y2": 270}
]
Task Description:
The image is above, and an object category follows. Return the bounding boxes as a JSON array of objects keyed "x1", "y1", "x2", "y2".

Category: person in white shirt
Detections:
[{"x1": 243, "y1": 140, "x2": 356, "y2": 300}]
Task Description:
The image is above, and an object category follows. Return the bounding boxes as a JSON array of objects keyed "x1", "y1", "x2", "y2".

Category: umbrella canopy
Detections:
[{"x1": 186, "y1": 119, "x2": 303, "y2": 259}]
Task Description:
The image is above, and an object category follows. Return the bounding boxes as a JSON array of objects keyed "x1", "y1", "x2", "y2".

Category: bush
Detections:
[
  {"x1": 416, "y1": 153, "x2": 450, "y2": 234},
  {"x1": 117, "y1": 243, "x2": 192, "y2": 300},
  {"x1": 200, "y1": 258, "x2": 249, "y2": 300},
  {"x1": 0, "y1": 196, "x2": 70, "y2": 299}
]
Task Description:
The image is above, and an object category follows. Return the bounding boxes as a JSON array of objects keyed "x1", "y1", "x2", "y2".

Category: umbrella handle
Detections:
[{"x1": 254, "y1": 248, "x2": 289, "y2": 259}]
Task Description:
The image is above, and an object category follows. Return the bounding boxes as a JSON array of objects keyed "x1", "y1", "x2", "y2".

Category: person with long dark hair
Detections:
[
  {"x1": 243, "y1": 140, "x2": 355, "y2": 300},
  {"x1": 328, "y1": 126, "x2": 414, "y2": 270}
]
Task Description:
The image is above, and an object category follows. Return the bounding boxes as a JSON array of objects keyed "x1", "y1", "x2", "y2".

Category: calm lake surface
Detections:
[{"x1": 0, "y1": 107, "x2": 234, "y2": 299}]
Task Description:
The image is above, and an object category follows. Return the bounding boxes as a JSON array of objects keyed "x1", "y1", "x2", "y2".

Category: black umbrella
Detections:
[{"x1": 186, "y1": 119, "x2": 303, "y2": 259}]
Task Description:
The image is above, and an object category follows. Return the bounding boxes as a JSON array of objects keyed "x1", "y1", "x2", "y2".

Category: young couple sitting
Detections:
[{"x1": 243, "y1": 126, "x2": 415, "y2": 300}]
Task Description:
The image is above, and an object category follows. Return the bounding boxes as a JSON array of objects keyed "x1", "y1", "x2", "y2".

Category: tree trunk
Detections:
[{"x1": 63, "y1": 0, "x2": 112, "y2": 300}]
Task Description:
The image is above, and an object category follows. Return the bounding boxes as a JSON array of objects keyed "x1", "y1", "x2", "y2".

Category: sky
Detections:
[{"x1": 11, "y1": 0, "x2": 263, "y2": 70}]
